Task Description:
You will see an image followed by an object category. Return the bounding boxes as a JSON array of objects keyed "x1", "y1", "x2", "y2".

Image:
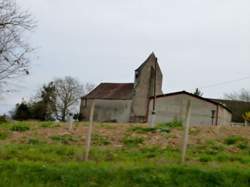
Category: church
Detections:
[{"x1": 80, "y1": 53, "x2": 232, "y2": 125}]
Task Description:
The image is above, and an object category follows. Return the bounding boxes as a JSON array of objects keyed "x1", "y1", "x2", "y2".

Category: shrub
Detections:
[
  {"x1": 199, "y1": 155, "x2": 212, "y2": 162},
  {"x1": 50, "y1": 135, "x2": 80, "y2": 144},
  {"x1": 224, "y1": 136, "x2": 244, "y2": 145},
  {"x1": 0, "y1": 115, "x2": 8, "y2": 124},
  {"x1": 130, "y1": 127, "x2": 157, "y2": 133},
  {"x1": 130, "y1": 126, "x2": 170, "y2": 134},
  {"x1": 0, "y1": 132, "x2": 8, "y2": 140},
  {"x1": 27, "y1": 138, "x2": 43, "y2": 145},
  {"x1": 123, "y1": 136, "x2": 144, "y2": 146},
  {"x1": 237, "y1": 142, "x2": 248, "y2": 150},
  {"x1": 92, "y1": 134, "x2": 111, "y2": 146},
  {"x1": 158, "y1": 119, "x2": 182, "y2": 128},
  {"x1": 40, "y1": 121, "x2": 55, "y2": 128},
  {"x1": 10, "y1": 125, "x2": 30, "y2": 132}
]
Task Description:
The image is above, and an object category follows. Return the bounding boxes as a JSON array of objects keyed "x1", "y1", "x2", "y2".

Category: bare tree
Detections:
[
  {"x1": 83, "y1": 83, "x2": 95, "y2": 95},
  {"x1": 54, "y1": 76, "x2": 83, "y2": 121},
  {"x1": 0, "y1": 0, "x2": 35, "y2": 89},
  {"x1": 224, "y1": 89, "x2": 250, "y2": 102}
]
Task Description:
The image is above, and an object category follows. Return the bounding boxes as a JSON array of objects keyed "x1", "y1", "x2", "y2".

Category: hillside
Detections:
[{"x1": 0, "y1": 121, "x2": 250, "y2": 186}]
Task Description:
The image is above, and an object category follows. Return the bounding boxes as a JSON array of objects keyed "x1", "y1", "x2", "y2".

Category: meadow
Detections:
[{"x1": 0, "y1": 120, "x2": 250, "y2": 186}]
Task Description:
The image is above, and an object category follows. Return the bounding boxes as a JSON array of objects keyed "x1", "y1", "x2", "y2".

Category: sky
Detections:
[{"x1": 1, "y1": 0, "x2": 250, "y2": 114}]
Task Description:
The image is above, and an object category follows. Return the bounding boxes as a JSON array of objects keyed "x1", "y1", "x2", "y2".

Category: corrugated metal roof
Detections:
[{"x1": 82, "y1": 83, "x2": 134, "y2": 100}]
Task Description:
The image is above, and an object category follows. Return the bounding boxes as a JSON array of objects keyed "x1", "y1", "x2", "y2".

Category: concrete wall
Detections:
[
  {"x1": 80, "y1": 98, "x2": 132, "y2": 123},
  {"x1": 148, "y1": 94, "x2": 232, "y2": 126},
  {"x1": 130, "y1": 55, "x2": 163, "y2": 121}
]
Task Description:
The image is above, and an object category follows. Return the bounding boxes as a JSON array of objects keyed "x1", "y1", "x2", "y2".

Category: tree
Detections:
[
  {"x1": 0, "y1": 0, "x2": 35, "y2": 90},
  {"x1": 224, "y1": 89, "x2": 250, "y2": 102},
  {"x1": 243, "y1": 112, "x2": 250, "y2": 122},
  {"x1": 12, "y1": 102, "x2": 31, "y2": 120},
  {"x1": 54, "y1": 76, "x2": 83, "y2": 121},
  {"x1": 30, "y1": 82, "x2": 57, "y2": 120},
  {"x1": 194, "y1": 88, "x2": 203, "y2": 96}
]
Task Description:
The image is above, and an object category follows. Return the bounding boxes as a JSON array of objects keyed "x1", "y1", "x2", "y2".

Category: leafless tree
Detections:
[
  {"x1": 224, "y1": 89, "x2": 250, "y2": 102},
  {"x1": 54, "y1": 76, "x2": 84, "y2": 121},
  {"x1": 83, "y1": 83, "x2": 95, "y2": 95},
  {"x1": 0, "y1": 0, "x2": 35, "y2": 90}
]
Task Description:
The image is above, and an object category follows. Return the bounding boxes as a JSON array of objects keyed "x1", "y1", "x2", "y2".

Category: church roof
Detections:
[{"x1": 82, "y1": 83, "x2": 134, "y2": 100}]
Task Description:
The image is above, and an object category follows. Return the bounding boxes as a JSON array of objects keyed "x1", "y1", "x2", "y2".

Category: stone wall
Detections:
[
  {"x1": 130, "y1": 55, "x2": 163, "y2": 121},
  {"x1": 80, "y1": 98, "x2": 132, "y2": 123}
]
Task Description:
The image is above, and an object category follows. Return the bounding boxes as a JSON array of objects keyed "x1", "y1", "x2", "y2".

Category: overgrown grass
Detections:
[
  {"x1": 50, "y1": 135, "x2": 80, "y2": 144},
  {"x1": 0, "y1": 121, "x2": 250, "y2": 186},
  {"x1": 0, "y1": 161, "x2": 250, "y2": 187},
  {"x1": 10, "y1": 124, "x2": 30, "y2": 132},
  {"x1": 123, "y1": 136, "x2": 144, "y2": 147},
  {"x1": 0, "y1": 131, "x2": 8, "y2": 140}
]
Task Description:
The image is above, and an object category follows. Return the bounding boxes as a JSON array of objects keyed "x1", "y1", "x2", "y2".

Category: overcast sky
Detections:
[{"x1": 1, "y1": 0, "x2": 250, "y2": 114}]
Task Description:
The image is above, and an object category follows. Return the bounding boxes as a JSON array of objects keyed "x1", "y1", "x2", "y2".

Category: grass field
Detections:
[{"x1": 0, "y1": 121, "x2": 250, "y2": 186}]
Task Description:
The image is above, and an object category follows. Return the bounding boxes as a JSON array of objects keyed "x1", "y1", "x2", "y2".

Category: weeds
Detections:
[
  {"x1": 92, "y1": 134, "x2": 111, "y2": 146},
  {"x1": 0, "y1": 131, "x2": 8, "y2": 140},
  {"x1": 50, "y1": 135, "x2": 80, "y2": 144},
  {"x1": 123, "y1": 136, "x2": 144, "y2": 147},
  {"x1": 10, "y1": 125, "x2": 30, "y2": 132},
  {"x1": 224, "y1": 136, "x2": 245, "y2": 145}
]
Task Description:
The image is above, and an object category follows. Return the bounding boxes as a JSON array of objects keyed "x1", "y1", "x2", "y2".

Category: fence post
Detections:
[
  {"x1": 84, "y1": 100, "x2": 96, "y2": 161},
  {"x1": 181, "y1": 100, "x2": 192, "y2": 164}
]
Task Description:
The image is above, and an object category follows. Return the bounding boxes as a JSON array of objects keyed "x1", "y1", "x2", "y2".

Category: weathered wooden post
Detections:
[
  {"x1": 84, "y1": 100, "x2": 96, "y2": 161},
  {"x1": 149, "y1": 57, "x2": 157, "y2": 128},
  {"x1": 181, "y1": 100, "x2": 192, "y2": 164}
]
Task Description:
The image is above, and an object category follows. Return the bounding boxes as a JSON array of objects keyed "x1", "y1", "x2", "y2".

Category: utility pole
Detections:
[{"x1": 149, "y1": 57, "x2": 157, "y2": 128}]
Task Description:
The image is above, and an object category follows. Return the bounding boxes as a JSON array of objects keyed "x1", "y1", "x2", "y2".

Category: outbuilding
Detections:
[{"x1": 148, "y1": 91, "x2": 232, "y2": 126}]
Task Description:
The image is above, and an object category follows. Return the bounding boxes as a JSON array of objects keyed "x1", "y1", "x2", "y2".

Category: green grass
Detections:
[
  {"x1": 224, "y1": 135, "x2": 245, "y2": 145},
  {"x1": 0, "y1": 121, "x2": 250, "y2": 186},
  {"x1": 0, "y1": 131, "x2": 8, "y2": 140},
  {"x1": 10, "y1": 125, "x2": 30, "y2": 132},
  {"x1": 123, "y1": 136, "x2": 144, "y2": 147},
  {"x1": 50, "y1": 135, "x2": 80, "y2": 144},
  {"x1": 0, "y1": 161, "x2": 250, "y2": 187}
]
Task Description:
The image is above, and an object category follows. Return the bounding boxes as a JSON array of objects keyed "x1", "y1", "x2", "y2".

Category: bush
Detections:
[
  {"x1": 10, "y1": 125, "x2": 30, "y2": 132},
  {"x1": 224, "y1": 136, "x2": 244, "y2": 145},
  {"x1": 130, "y1": 126, "x2": 170, "y2": 134},
  {"x1": 0, "y1": 115, "x2": 8, "y2": 124},
  {"x1": 199, "y1": 155, "x2": 212, "y2": 162},
  {"x1": 0, "y1": 132, "x2": 8, "y2": 140},
  {"x1": 92, "y1": 134, "x2": 111, "y2": 146},
  {"x1": 123, "y1": 137, "x2": 144, "y2": 147},
  {"x1": 27, "y1": 138, "x2": 43, "y2": 145},
  {"x1": 50, "y1": 135, "x2": 80, "y2": 144},
  {"x1": 158, "y1": 119, "x2": 182, "y2": 128},
  {"x1": 40, "y1": 121, "x2": 55, "y2": 128}
]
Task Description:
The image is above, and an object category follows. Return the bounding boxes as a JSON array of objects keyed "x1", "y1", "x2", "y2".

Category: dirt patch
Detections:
[{"x1": 1, "y1": 123, "x2": 250, "y2": 149}]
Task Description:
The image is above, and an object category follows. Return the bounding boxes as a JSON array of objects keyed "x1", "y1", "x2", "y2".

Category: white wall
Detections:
[{"x1": 148, "y1": 94, "x2": 232, "y2": 126}]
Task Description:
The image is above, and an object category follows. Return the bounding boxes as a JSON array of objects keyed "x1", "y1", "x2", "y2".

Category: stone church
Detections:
[{"x1": 80, "y1": 53, "x2": 232, "y2": 125}]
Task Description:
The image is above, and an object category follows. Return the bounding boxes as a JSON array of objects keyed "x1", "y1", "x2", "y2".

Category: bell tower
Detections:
[{"x1": 130, "y1": 52, "x2": 163, "y2": 122}]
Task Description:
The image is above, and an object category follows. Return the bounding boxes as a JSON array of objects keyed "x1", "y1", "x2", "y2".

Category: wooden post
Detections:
[
  {"x1": 84, "y1": 101, "x2": 96, "y2": 161},
  {"x1": 181, "y1": 100, "x2": 192, "y2": 164},
  {"x1": 149, "y1": 58, "x2": 157, "y2": 128}
]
